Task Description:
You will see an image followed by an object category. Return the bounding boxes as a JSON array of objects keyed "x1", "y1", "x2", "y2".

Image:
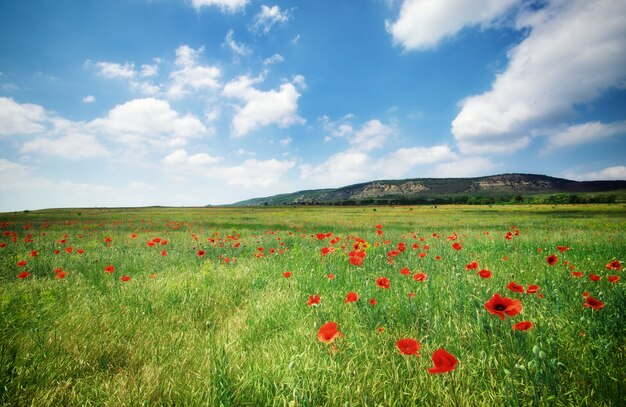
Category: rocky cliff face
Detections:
[{"x1": 353, "y1": 181, "x2": 429, "y2": 198}]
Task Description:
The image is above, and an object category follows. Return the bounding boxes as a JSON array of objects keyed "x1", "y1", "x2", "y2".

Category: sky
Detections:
[{"x1": 1, "y1": 0, "x2": 625, "y2": 211}]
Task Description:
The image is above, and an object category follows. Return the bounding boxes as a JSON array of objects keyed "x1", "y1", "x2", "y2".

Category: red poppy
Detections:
[
  {"x1": 589, "y1": 274, "x2": 601, "y2": 282},
  {"x1": 120, "y1": 275, "x2": 131, "y2": 282},
  {"x1": 344, "y1": 292, "x2": 359, "y2": 303},
  {"x1": 316, "y1": 233, "x2": 326, "y2": 240},
  {"x1": 465, "y1": 261, "x2": 479, "y2": 270},
  {"x1": 512, "y1": 321, "x2": 534, "y2": 331},
  {"x1": 197, "y1": 249, "x2": 205, "y2": 257},
  {"x1": 369, "y1": 298, "x2": 377, "y2": 305},
  {"x1": 65, "y1": 247, "x2": 73, "y2": 254},
  {"x1": 318, "y1": 322, "x2": 342, "y2": 344},
  {"x1": 435, "y1": 255, "x2": 442, "y2": 261},
  {"x1": 484, "y1": 293, "x2": 523, "y2": 320},
  {"x1": 571, "y1": 271, "x2": 583, "y2": 278},
  {"x1": 397, "y1": 338, "x2": 421, "y2": 356},
  {"x1": 427, "y1": 349, "x2": 458, "y2": 374},
  {"x1": 605, "y1": 259, "x2": 622, "y2": 270},
  {"x1": 29, "y1": 250, "x2": 38, "y2": 257},
  {"x1": 608, "y1": 275, "x2": 620, "y2": 283},
  {"x1": 283, "y1": 271, "x2": 292, "y2": 278},
  {"x1": 307, "y1": 294, "x2": 321, "y2": 306},
  {"x1": 557, "y1": 246, "x2": 569, "y2": 253},
  {"x1": 526, "y1": 285, "x2": 540, "y2": 294},
  {"x1": 321, "y1": 247, "x2": 333, "y2": 256},
  {"x1": 452, "y1": 242, "x2": 462, "y2": 251},
  {"x1": 161, "y1": 250, "x2": 167, "y2": 256},
  {"x1": 104, "y1": 265, "x2": 115, "y2": 273},
  {"x1": 506, "y1": 281, "x2": 524, "y2": 293},
  {"x1": 104, "y1": 237, "x2": 112, "y2": 243},
  {"x1": 349, "y1": 256, "x2": 363, "y2": 266},
  {"x1": 377, "y1": 327, "x2": 384, "y2": 333},
  {"x1": 17, "y1": 260, "x2": 27, "y2": 267},
  {"x1": 413, "y1": 272, "x2": 427, "y2": 282},
  {"x1": 18, "y1": 271, "x2": 30, "y2": 279},
  {"x1": 400, "y1": 267, "x2": 411, "y2": 275},
  {"x1": 583, "y1": 296, "x2": 604, "y2": 310},
  {"x1": 376, "y1": 276, "x2": 390, "y2": 289},
  {"x1": 546, "y1": 255, "x2": 558, "y2": 266},
  {"x1": 327, "y1": 274, "x2": 335, "y2": 280},
  {"x1": 478, "y1": 269, "x2": 492, "y2": 279},
  {"x1": 55, "y1": 271, "x2": 67, "y2": 279}
]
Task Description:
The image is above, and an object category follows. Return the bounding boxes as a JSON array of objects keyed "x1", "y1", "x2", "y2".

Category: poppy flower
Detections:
[
  {"x1": 29, "y1": 250, "x2": 38, "y2": 257},
  {"x1": 506, "y1": 281, "x2": 524, "y2": 293},
  {"x1": 344, "y1": 292, "x2": 359, "y2": 303},
  {"x1": 376, "y1": 276, "x2": 390, "y2": 289},
  {"x1": 413, "y1": 272, "x2": 427, "y2": 282},
  {"x1": 589, "y1": 274, "x2": 601, "y2": 282},
  {"x1": 283, "y1": 271, "x2": 292, "y2": 278},
  {"x1": 161, "y1": 250, "x2": 167, "y2": 256},
  {"x1": 397, "y1": 338, "x2": 421, "y2": 356},
  {"x1": 478, "y1": 269, "x2": 492, "y2": 279},
  {"x1": 465, "y1": 261, "x2": 479, "y2": 270},
  {"x1": 349, "y1": 256, "x2": 363, "y2": 266},
  {"x1": 608, "y1": 275, "x2": 620, "y2": 283},
  {"x1": 605, "y1": 259, "x2": 622, "y2": 270},
  {"x1": 104, "y1": 237, "x2": 112, "y2": 243},
  {"x1": 400, "y1": 267, "x2": 411, "y2": 276},
  {"x1": 318, "y1": 322, "x2": 342, "y2": 344},
  {"x1": 546, "y1": 255, "x2": 558, "y2": 266},
  {"x1": 18, "y1": 271, "x2": 30, "y2": 279},
  {"x1": 377, "y1": 327, "x2": 385, "y2": 333},
  {"x1": 452, "y1": 242, "x2": 462, "y2": 251},
  {"x1": 427, "y1": 349, "x2": 458, "y2": 374},
  {"x1": 583, "y1": 296, "x2": 604, "y2": 310},
  {"x1": 369, "y1": 298, "x2": 377, "y2": 306},
  {"x1": 120, "y1": 275, "x2": 131, "y2": 282},
  {"x1": 557, "y1": 246, "x2": 569, "y2": 253},
  {"x1": 104, "y1": 265, "x2": 115, "y2": 273},
  {"x1": 55, "y1": 271, "x2": 67, "y2": 279},
  {"x1": 570, "y1": 271, "x2": 583, "y2": 278},
  {"x1": 512, "y1": 321, "x2": 534, "y2": 331},
  {"x1": 526, "y1": 285, "x2": 540, "y2": 294},
  {"x1": 197, "y1": 249, "x2": 205, "y2": 257},
  {"x1": 17, "y1": 260, "x2": 27, "y2": 267},
  {"x1": 327, "y1": 274, "x2": 335, "y2": 280},
  {"x1": 484, "y1": 293, "x2": 523, "y2": 320},
  {"x1": 435, "y1": 255, "x2": 442, "y2": 261},
  {"x1": 307, "y1": 294, "x2": 321, "y2": 306}
]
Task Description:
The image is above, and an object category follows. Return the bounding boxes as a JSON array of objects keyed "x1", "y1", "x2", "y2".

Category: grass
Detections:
[{"x1": 0, "y1": 205, "x2": 624, "y2": 406}]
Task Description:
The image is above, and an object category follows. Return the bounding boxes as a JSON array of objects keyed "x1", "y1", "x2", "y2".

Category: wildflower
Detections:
[
  {"x1": 589, "y1": 274, "x2": 601, "y2": 282},
  {"x1": 18, "y1": 271, "x2": 30, "y2": 279},
  {"x1": 400, "y1": 267, "x2": 411, "y2": 276},
  {"x1": 506, "y1": 281, "x2": 524, "y2": 293},
  {"x1": 120, "y1": 275, "x2": 131, "y2": 282},
  {"x1": 344, "y1": 292, "x2": 359, "y2": 303},
  {"x1": 452, "y1": 242, "x2": 462, "y2": 251},
  {"x1": 307, "y1": 294, "x2": 321, "y2": 306},
  {"x1": 413, "y1": 272, "x2": 427, "y2": 282},
  {"x1": 369, "y1": 298, "x2": 377, "y2": 305},
  {"x1": 397, "y1": 338, "x2": 421, "y2": 356},
  {"x1": 427, "y1": 349, "x2": 458, "y2": 374},
  {"x1": 606, "y1": 259, "x2": 622, "y2": 270},
  {"x1": 583, "y1": 296, "x2": 604, "y2": 310},
  {"x1": 484, "y1": 293, "x2": 523, "y2": 320},
  {"x1": 376, "y1": 276, "x2": 390, "y2": 289},
  {"x1": 478, "y1": 269, "x2": 492, "y2": 279},
  {"x1": 55, "y1": 271, "x2": 67, "y2": 279},
  {"x1": 526, "y1": 285, "x2": 540, "y2": 294},
  {"x1": 283, "y1": 271, "x2": 292, "y2": 278},
  {"x1": 17, "y1": 260, "x2": 27, "y2": 267},
  {"x1": 104, "y1": 265, "x2": 115, "y2": 273},
  {"x1": 197, "y1": 249, "x2": 206, "y2": 257},
  {"x1": 512, "y1": 321, "x2": 534, "y2": 331},
  {"x1": 608, "y1": 275, "x2": 620, "y2": 283},
  {"x1": 318, "y1": 322, "x2": 342, "y2": 344},
  {"x1": 465, "y1": 261, "x2": 479, "y2": 270},
  {"x1": 546, "y1": 255, "x2": 558, "y2": 266}
]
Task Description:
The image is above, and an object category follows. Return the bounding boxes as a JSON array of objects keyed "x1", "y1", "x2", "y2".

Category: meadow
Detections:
[{"x1": 0, "y1": 205, "x2": 624, "y2": 406}]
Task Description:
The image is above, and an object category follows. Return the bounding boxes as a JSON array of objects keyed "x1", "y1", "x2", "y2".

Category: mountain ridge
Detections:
[{"x1": 229, "y1": 173, "x2": 626, "y2": 206}]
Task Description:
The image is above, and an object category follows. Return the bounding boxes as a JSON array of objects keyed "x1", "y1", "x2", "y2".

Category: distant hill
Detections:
[{"x1": 229, "y1": 174, "x2": 626, "y2": 206}]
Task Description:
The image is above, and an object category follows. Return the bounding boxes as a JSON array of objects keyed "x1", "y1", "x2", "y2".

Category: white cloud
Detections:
[
  {"x1": 164, "y1": 149, "x2": 222, "y2": 166},
  {"x1": 0, "y1": 97, "x2": 48, "y2": 136},
  {"x1": 91, "y1": 98, "x2": 210, "y2": 147},
  {"x1": 568, "y1": 166, "x2": 626, "y2": 181},
  {"x1": 452, "y1": 0, "x2": 626, "y2": 154},
  {"x1": 432, "y1": 156, "x2": 497, "y2": 178},
  {"x1": 387, "y1": 0, "x2": 518, "y2": 50},
  {"x1": 0, "y1": 159, "x2": 32, "y2": 189},
  {"x1": 263, "y1": 53, "x2": 285, "y2": 65},
  {"x1": 545, "y1": 120, "x2": 626, "y2": 149},
  {"x1": 351, "y1": 119, "x2": 394, "y2": 151},
  {"x1": 253, "y1": 5, "x2": 291, "y2": 34},
  {"x1": 95, "y1": 61, "x2": 136, "y2": 79},
  {"x1": 377, "y1": 145, "x2": 459, "y2": 177},
  {"x1": 279, "y1": 137, "x2": 292, "y2": 146},
  {"x1": 191, "y1": 0, "x2": 248, "y2": 13},
  {"x1": 223, "y1": 75, "x2": 305, "y2": 137},
  {"x1": 21, "y1": 133, "x2": 109, "y2": 159},
  {"x1": 82, "y1": 95, "x2": 96, "y2": 104},
  {"x1": 219, "y1": 158, "x2": 295, "y2": 187},
  {"x1": 140, "y1": 64, "x2": 158, "y2": 77},
  {"x1": 224, "y1": 30, "x2": 251, "y2": 56},
  {"x1": 167, "y1": 45, "x2": 221, "y2": 99}
]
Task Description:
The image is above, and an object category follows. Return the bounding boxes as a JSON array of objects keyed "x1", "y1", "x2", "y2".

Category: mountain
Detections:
[{"x1": 229, "y1": 174, "x2": 626, "y2": 206}]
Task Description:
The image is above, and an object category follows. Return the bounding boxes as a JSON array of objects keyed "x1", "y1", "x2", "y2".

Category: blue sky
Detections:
[{"x1": 1, "y1": 0, "x2": 625, "y2": 211}]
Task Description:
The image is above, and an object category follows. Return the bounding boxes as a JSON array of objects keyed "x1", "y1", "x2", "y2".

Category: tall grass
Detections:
[{"x1": 0, "y1": 205, "x2": 624, "y2": 406}]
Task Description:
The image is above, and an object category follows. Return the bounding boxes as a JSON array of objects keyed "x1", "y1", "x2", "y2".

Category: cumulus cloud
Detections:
[
  {"x1": 21, "y1": 133, "x2": 109, "y2": 159},
  {"x1": 387, "y1": 0, "x2": 518, "y2": 50},
  {"x1": 432, "y1": 156, "x2": 497, "y2": 178},
  {"x1": 545, "y1": 121, "x2": 626, "y2": 149},
  {"x1": 253, "y1": 5, "x2": 291, "y2": 34},
  {"x1": 452, "y1": 0, "x2": 626, "y2": 154},
  {"x1": 351, "y1": 119, "x2": 395, "y2": 151},
  {"x1": 167, "y1": 45, "x2": 221, "y2": 99},
  {"x1": 377, "y1": 145, "x2": 459, "y2": 177},
  {"x1": 224, "y1": 30, "x2": 251, "y2": 56},
  {"x1": 223, "y1": 74, "x2": 305, "y2": 137},
  {"x1": 568, "y1": 166, "x2": 626, "y2": 181},
  {"x1": 91, "y1": 98, "x2": 210, "y2": 147},
  {"x1": 82, "y1": 95, "x2": 96, "y2": 104},
  {"x1": 0, "y1": 159, "x2": 32, "y2": 189},
  {"x1": 0, "y1": 97, "x2": 48, "y2": 136},
  {"x1": 95, "y1": 61, "x2": 136, "y2": 79},
  {"x1": 191, "y1": 0, "x2": 248, "y2": 13},
  {"x1": 263, "y1": 53, "x2": 285, "y2": 65},
  {"x1": 164, "y1": 149, "x2": 222, "y2": 166},
  {"x1": 219, "y1": 158, "x2": 295, "y2": 188}
]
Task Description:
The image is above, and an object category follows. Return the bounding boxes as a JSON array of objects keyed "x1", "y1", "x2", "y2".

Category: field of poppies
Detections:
[{"x1": 0, "y1": 205, "x2": 624, "y2": 406}]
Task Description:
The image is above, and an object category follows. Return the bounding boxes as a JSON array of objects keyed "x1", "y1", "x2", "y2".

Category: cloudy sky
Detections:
[{"x1": 1, "y1": 0, "x2": 625, "y2": 211}]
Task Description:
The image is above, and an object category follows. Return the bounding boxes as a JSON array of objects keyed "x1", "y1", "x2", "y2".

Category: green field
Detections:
[{"x1": 0, "y1": 205, "x2": 624, "y2": 406}]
